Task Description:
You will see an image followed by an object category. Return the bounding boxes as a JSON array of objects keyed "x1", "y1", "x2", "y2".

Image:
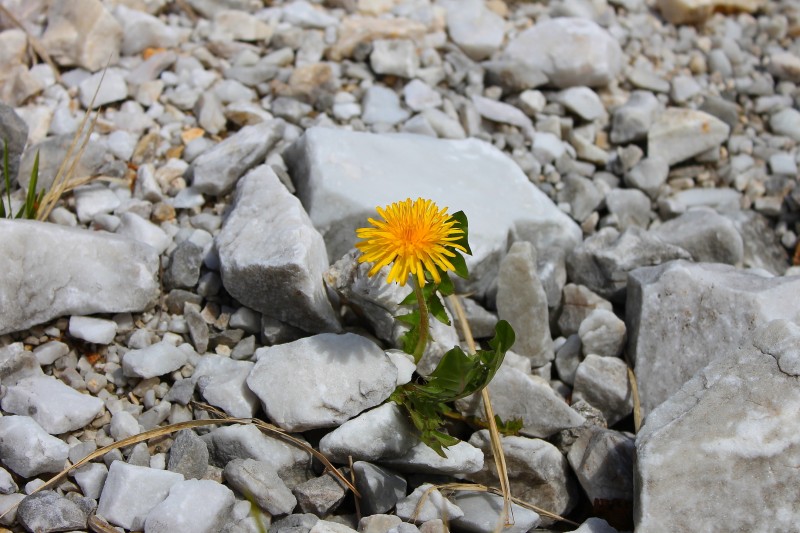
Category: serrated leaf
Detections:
[
  {"x1": 449, "y1": 211, "x2": 472, "y2": 255},
  {"x1": 495, "y1": 415, "x2": 524, "y2": 436},
  {"x1": 395, "y1": 310, "x2": 419, "y2": 326},
  {"x1": 399, "y1": 324, "x2": 419, "y2": 355},
  {"x1": 399, "y1": 290, "x2": 418, "y2": 306}
]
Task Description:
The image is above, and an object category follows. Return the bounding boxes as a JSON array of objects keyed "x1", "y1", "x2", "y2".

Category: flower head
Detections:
[{"x1": 356, "y1": 198, "x2": 467, "y2": 286}]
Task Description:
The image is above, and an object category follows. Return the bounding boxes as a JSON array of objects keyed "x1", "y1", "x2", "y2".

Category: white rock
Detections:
[
  {"x1": 110, "y1": 410, "x2": 142, "y2": 441},
  {"x1": 97, "y1": 462, "x2": 184, "y2": 531},
  {"x1": 396, "y1": 484, "x2": 464, "y2": 523},
  {"x1": 370, "y1": 39, "x2": 419, "y2": 78},
  {"x1": 532, "y1": 132, "x2": 566, "y2": 164},
  {"x1": 403, "y1": 79, "x2": 441, "y2": 111},
  {"x1": 382, "y1": 440, "x2": 484, "y2": 475},
  {"x1": 193, "y1": 355, "x2": 258, "y2": 418},
  {"x1": 471, "y1": 95, "x2": 534, "y2": 130},
  {"x1": 647, "y1": 108, "x2": 730, "y2": 166},
  {"x1": 114, "y1": 5, "x2": 182, "y2": 56},
  {"x1": 572, "y1": 354, "x2": 632, "y2": 425},
  {"x1": 123, "y1": 341, "x2": 190, "y2": 379},
  {"x1": 79, "y1": 68, "x2": 129, "y2": 109},
  {"x1": 441, "y1": 0, "x2": 505, "y2": 61},
  {"x1": 247, "y1": 333, "x2": 397, "y2": 431},
  {"x1": 145, "y1": 479, "x2": 235, "y2": 533},
  {"x1": 578, "y1": 309, "x2": 626, "y2": 358},
  {"x1": 556, "y1": 86, "x2": 607, "y2": 121},
  {"x1": 318, "y1": 403, "x2": 417, "y2": 463},
  {"x1": 519, "y1": 90, "x2": 547, "y2": 115},
  {"x1": 33, "y1": 341, "x2": 69, "y2": 366},
  {"x1": 2, "y1": 375, "x2": 105, "y2": 434},
  {"x1": 0, "y1": 416, "x2": 69, "y2": 477},
  {"x1": 74, "y1": 184, "x2": 121, "y2": 223},
  {"x1": 284, "y1": 128, "x2": 582, "y2": 298},
  {"x1": 69, "y1": 315, "x2": 118, "y2": 344},
  {"x1": 362, "y1": 86, "x2": 411, "y2": 125},
  {"x1": 451, "y1": 491, "x2": 541, "y2": 533},
  {"x1": 73, "y1": 463, "x2": 108, "y2": 500},
  {"x1": 282, "y1": 0, "x2": 338, "y2": 28},
  {"x1": 115, "y1": 212, "x2": 171, "y2": 254},
  {"x1": 211, "y1": 10, "x2": 272, "y2": 42},
  {"x1": 769, "y1": 108, "x2": 800, "y2": 142},
  {"x1": 216, "y1": 165, "x2": 340, "y2": 333}
]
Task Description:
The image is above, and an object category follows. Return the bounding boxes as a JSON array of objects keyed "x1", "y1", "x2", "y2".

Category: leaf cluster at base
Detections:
[
  {"x1": 1, "y1": 139, "x2": 42, "y2": 220},
  {"x1": 390, "y1": 320, "x2": 515, "y2": 457}
]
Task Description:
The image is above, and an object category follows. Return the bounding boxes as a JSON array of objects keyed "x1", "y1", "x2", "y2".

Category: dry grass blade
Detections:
[
  {"x1": 0, "y1": 406, "x2": 359, "y2": 522},
  {"x1": 628, "y1": 366, "x2": 642, "y2": 433},
  {"x1": 447, "y1": 294, "x2": 512, "y2": 529},
  {"x1": 349, "y1": 455, "x2": 362, "y2": 522},
  {"x1": 0, "y1": 4, "x2": 61, "y2": 82},
  {"x1": 433, "y1": 482, "x2": 581, "y2": 527}
]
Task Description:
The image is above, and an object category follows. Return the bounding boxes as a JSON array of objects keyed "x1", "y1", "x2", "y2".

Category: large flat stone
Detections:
[
  {"x1": 635, "y1": 320, "x2": 800, "y2": 531},
  {"x1": 627, "y1": 260, "x2": 800, "y2": 415},
  {"x1": 0, "y1": 220, "x2": 159, "y2": 335},
  {"x1": 216, "y1": 165, "x2": 340, "y2": 333},
  {"x1": 284, "y1": 128, "x2": 581, "y2": 297}
]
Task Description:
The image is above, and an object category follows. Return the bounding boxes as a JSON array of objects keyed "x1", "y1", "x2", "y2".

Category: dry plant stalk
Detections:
[
  {"x1": 628, "y1": 367, "x2": 642, "y2": 433},
  {"x1": 447, "y1": 294, "x2": 513, "y2": 530}
]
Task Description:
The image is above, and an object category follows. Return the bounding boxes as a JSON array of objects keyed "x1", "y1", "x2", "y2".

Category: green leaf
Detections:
[
  {"x1": 449, "y1": 252, "x2": 469, "y2": 279},
  {"x1": 426, "y1": 291, "x2": 450, "y2": 326},
  {"x1": 1, "y1": 139, "x2": 8, "y2": 218},
  {"x1": 24, "y1": 150, "x2": 40, "y2": 219},
  {"x1": 395, "y1": 310, "x2": 419, "y2": 326},
  {"x1": 437, "y1": 271, "x2": 454, "y2": 296},
  {"x1": 399, "y1": 290, "x2": 417, "y2": 306},
  {"x1": 449, "y1": 210, "x2": 472, "y2": 255},
  {"x1": 399, "y1": 323, "x2": 420, "y2": 355},
  {"x1": 495, "y1": 415, "x2": 524, "y2": 436}
]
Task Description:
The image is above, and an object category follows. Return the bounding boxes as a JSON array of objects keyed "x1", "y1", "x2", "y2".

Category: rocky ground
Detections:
[{"x1": 0, "y1": 0, "x2": 799, "y2": 531}]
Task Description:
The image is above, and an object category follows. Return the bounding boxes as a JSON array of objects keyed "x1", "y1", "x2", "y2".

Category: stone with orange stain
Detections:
[
  {"x1": 181, "y1": 127, "x2": 205, "y2": 145},
  {"x1": 647, "y1": 108, "x2": 729, "y2": 166},
  {"x1": 327, "y1": 16, "x2": 428, "y2": 61},
  {"x1": 657, "y1": 0, "x2": 764, "y2": 24}
]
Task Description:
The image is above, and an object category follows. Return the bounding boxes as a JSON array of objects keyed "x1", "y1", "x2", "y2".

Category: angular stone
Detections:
[
  {"x1": 471, "y1": 95, "x2": 534, "y2": 130},
  {"x1": 114, "y1": 5, "x2": 183, "y2": 55},
  {"x1": 455, "y1": 365, "x2": 585, "y2": 438},
  {"x1": 558, "y1": 284, "x2": 613, "y2": 337},
  {"x1": 352, "y1": 461, "x2": 406, "y2": 516},
  {"x1": 17, "y1": 491, "x2": 87, "y2": 533},
  {"x1": 328, "y1": 16, "x2": 427, "y2": 61},
  {"x1": 396, "y1": 484, "x2": 464, "y2": 523},
  {"x1": 724, "y1": 210, "x2": 789, "y2": 276},
  {"x1": 369, "y1": 39, "x2": 419, "y2": 78},
  {"x1": 451, "y1": 491, "x2": 540, "y2": 533},
  {"x1": 359, "y1": 514, "x2": 402, "y2": 533},
  {"x1": 97, "y1": 462, "x2": 184, "y2": 531},
  {"x1": 168, "y1": 429, "x2": 209, "y2": 480},
  {"x1": 68, "y1": 315, "x2": 117, "y2": 344},
  {"x1": 285, "y1": 127, "x2": 581, "y2": 298},
  {"x1": 293, "y1": 471, "x2": 348, "y2": 516},
  {"x1": 624, "y1": 156, "x2": 669, "y2": 199},
  {"x1": 318, "y1": 403, "x2": 417, "y2": 463},
  {"x1": 0, "y1": 103, "x2": 28, "y2": 185},
  {"x1": 441, "y1": 0, "x2": 505, "y2": 60},
  {"x1": 224, "y1": 458, "x2": 297, "y2": 516},
  {"x1": 573, "y1": 355, "x2": 632, "y2": 425},
  {"x1": 568, "y1": 427, "x2": 634, "y2": 504},
  {"x1": 190, "y1": 121, "x2": 284, "y2": 196},
  {"x1": 362, "y1": 86, "x2": 410, "y2": 125},
  {"x1": 627, "y1": 260, "x2": 800, "y2": 415},
  {"x1": 468, "y1": 431, "x2": 578, "y2": 522},
  {"x1": 0, "y1": 343, "x2": 43, "y2": 386},
  {"x1": 635, "y1": 320, "x2": 800, "y2": 531},
  {"x1": 78, "y1": 68, "x2": 129, "y2": 109},
  {"x1": 0, "y1": 220, "x2": 159, "y2": 335},
  {"x1": 490, "y1": 18, "x2": 622, "y2": 90},
  {"x1": 122, "y1": 341, "x2": 189, "y2": 379},
  {"x1": 145, "y1": 479, "x2": 235, "y2": 533},
  {"x1": 647, "y1": 108, "x2": 730, "y2": 166},
  {"x1": 604, "y1": 188, "x2": 651, "y2": 230},
  {"x1": 578, "y1": 309, "x2": 626, "y2": 358},
  {"x1": 496, "y1": 242, "x2": 553, "y2": 366},
  {"x1": 770, "y1": 108, "x2": 800, "y2": 142},
  {"x1": 556, "y1": 86, "x2": 606, "y2": 122},
  {"x1": 216, "y1": 165, "x2": 340, "y2": 333},
  {"x1": 247, "y1": 333, "x2": 397, "y2": 431},
  {"x1": 566, "y1": 227, "x2": 691, "y2": 302},
  {"x1": 2, "y1": 375, "x2": 104, "y2": 434},
  {"x1": 652, "y1": 208, "x2": 743, "y2": 265},
  {"x1": 0, "y1": 416, "x2": 69, "y2": 477},
  {"x1": 383, "y1": 440, "x2": 483, "y2": 475},
  {"x1": 116, "y1": 212, "x2": 171, "y2": 255},
  {"x1": 41, "y1": 0, "x2": 122, "y2": 71},
  {"x1": 193, "y1": 355, "x2": 258, "y2": 418}
]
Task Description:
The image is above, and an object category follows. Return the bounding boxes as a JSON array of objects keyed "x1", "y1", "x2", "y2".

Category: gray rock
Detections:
[
  {"x1": 578, "y1": 309, "x2": 626, "y2": 358},
  {"x1": 185, "y1": 305, "x2": 209, "y2": 354},
  {"x1": 224, "y1": 458, "x2": 297, "y2": 516},
  {"x1": 0, "y1": 343, "x2": 43, "y2": 386},
  {"x1": 165, "y1": 241, "x2": 204, "y2": 290},
  {"x1": 566, "y1": 227, "x2": 691, "y2": 302},
  {"x1": 496, "y1": 242, "x2": 553, "y2": 366},
  {"x1": 116, "y1": 212, "x2": 171, "y2": 254},
  {"x1": 191, "y1": 121, "x2": 284, "y2": 196},
  {"x1": 558, "y1": 284, "x2": 613, "y2": 337},
  {"x1": 724, "y1": 210, "x2": 789, "y2": 275},
  {"x1": 569, "y1": 518, "x2": 618, "y2": 532},
  {"x1": 659, "y1": 187, "x2": 741, "y2": 217},
  {"x1": 573, "y1": 355, "x2": 632, "y2": 425},
  {"x1": 652, "y1": 208, "x2": 743, "y2": 265},
  {"x1": 699, "y1": 95, "x2": 739, "y2": 130},
  {"x1": 271, "y1": 97, "x2": 313, "y2": 124},
  {"x1": 78, "y1": 68, "x2": 129, "y2": 108},
  {"x1": 293, "y1": 471, "x2": 348, "y2": 516},
  {"x1": 468, "y1": 430, "x2": 578, "y2": 523},
  {"x1": 17, "y1": 490, "x2": 88, "y2": 533},
  {"x1": 451, "y1": 491, "x2": 540, "y2": 533},
  {"x1": 168, "y1": 429, "x2": 209, "y2": 480},
  {"x1": 352, "y1": 461, "x2": 406, "y2": 516},
  {"x1": 74, "y1": 184, "x2": 120, "y2": 223},
  {"x1": 610, "y1": 91, "x2": 660, "y2": 144},
  {"x1": 73, "y1": 462, "x2": 108, "y2": 499},
  {"x1": 0, "y1": 220, "x2": 159, "y2": 335},
  {"x1": 567, "y1": 427, "x2": 634, "y2": 503},
  {"x1": 40, "y1": 0, "x2": 122, "y2": 71},
  {"x1": 216, "y1": 165, "x2": 340, "y2": 333},
  {"x1": 68, "y1": 315, "x2": 117, "y2": 344},
  {"x1": 395, "y1": 484, "x2": 463, "y2": 523},
  {"x1": 282, "y1": 0, "x2": 338, "y2": 28},
  {"x1": 441, "y1": 0, "x2": 504, "y2": 60},
  {"x1": 114, "y1": 5, "x2": 183, "y2": 55},
  {"x1": 359, "y1": 514, "x2": 402, "y2": 533},
  {"x1": 17, "y1": 134, "x2": 106, "y2": 192},
  {"x1": 604, "y1": 188, "x2": 651, "y2": 230},
  {"x1": 558, "y1": 174, "x2": 604, "y2": 223},
  {"x1": 636, "y1": 320, "x2": 800, "y2": 531},
  {"x1": 123, "y1": 341, "x2": 189, "y2": 379},
  {"x1": 97, "y1": 462, "x2": 184, "y2": 530},
  {"x1": 145, "y1": 479, "x2": 235, "y2": 533},
  {"x1": 403, "y1": 79, "x2": 441, "y2": 112},
  {"x1": 490, "y1": 18, "x2": 622, "y2": 90},
  {"x1": 647, "y1": 108, "x2": 730, "y2": 166},
  {"x1": 318, "y1": 403, "x2": 417, "y2": 463},
  {"x1": 247, "y1": 333, "x2": 396, "y2": 431},
  {"x1": 204, "y1": 424, "x2": 312, "y2": 486},
  {"x1": 0, "y1": 493, "x2": 25, "y2": 527},
  {"x1": 110, "y1": 410, "x2": 141, "y2": 441},
  {"x1": 370, "y1": 40, "x2": 419, "y2": 78},
  {"x1": 2, "y1": 375, "x2": 104, "y2": 434},
  {"x1": 0, "y1": 467, "x2": 16, "y2": 495},
  {"x1": 284, "y1": 127, "x2": 581, "y2": 299},
  {"x1": 0, "y1": 416, "x2": 68, "y2": 477},
  {"x1": 382, "y1": 439, "x2": 483, "y2": 476},
  {"x1": 193, "y1": 355, "x2": 258, "y2": 418},
  {"x1": 769, "y1": 108, "x2": 800, "y2": 141},
  {"x1": 270, "y1": 513, "x2": 320, "y2": 533},
  {"x1": 0, "y1": 103, "x2": 28, "y2": 185},
  {"x1": 471, "y1": 95, "x2": 534, "y2": 130},
  {"x1": 211, "y1": 9, "x2": 272, "y2": 41},
  {"x1": 422, "y1": 109, "x2": 466, "y2": 139},
  {"x1": 556, "y1": 86, "x2": 606, "y2": 122},
  {"x1": 555, "y1": 334, "x2": 582, "y2": 385},
  {"x1": 628, "y1": 260, "x2": 800, "y2": 415},
  {"x1": 624, "y1": 156, "x2": 669, "y2": 199},
  {"x1": 455, "y1": 365, "x2": 585, "y2": 438},
  {"x1": 362, "y1": 86, "x2": 410, "y2": 125}
]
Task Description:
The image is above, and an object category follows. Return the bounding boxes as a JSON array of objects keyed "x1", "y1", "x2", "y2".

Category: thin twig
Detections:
[
  {"x1": 447, "y1": 294, "x2": 513, "y2": 529},
  {"x1": 628, "y1": 367, "x2": 642, "y2": 433}
]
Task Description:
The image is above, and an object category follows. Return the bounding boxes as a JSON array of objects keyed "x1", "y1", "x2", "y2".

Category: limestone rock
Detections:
[
  {"x1": 657, "y1": 0, "x2": 765, "y2": 24},
  {"x1": 647, "y1": 108, "x2": 730, "y2": 166},
  {"x1": 41, "y1": 0, "x2": 122, "y2": 72}
]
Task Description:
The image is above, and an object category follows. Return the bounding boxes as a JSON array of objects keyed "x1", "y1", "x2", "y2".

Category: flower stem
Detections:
[{"x1": 412, "y1": 278, "x2": 429, "y2": 363}]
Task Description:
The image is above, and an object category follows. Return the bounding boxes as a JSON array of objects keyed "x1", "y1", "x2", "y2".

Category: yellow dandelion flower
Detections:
[{"x1": 356, "y1": 198, "x2": 467, "y2": 287}]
